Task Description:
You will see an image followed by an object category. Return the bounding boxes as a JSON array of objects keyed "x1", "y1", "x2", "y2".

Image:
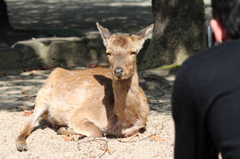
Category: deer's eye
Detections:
[
  {"x1": 131, "y1": 52, "x2": 137, "y2": 55},
  {"x1": 106, "y1": 52, "x2": 111, "y2": 56}
]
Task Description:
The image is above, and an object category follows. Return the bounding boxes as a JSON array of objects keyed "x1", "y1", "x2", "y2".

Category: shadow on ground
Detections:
[{"x1": 2, "y1": 0, "x2": 152, "y2": 46}]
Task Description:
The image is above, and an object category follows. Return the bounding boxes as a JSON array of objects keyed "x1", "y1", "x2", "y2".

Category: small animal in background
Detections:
[{"x1": 16, "y1": 22, "x2": 154, "y2": 151}]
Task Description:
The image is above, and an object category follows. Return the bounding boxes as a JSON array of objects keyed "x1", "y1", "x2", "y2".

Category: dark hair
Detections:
[{"x1": 212, "y1": 0, "x2": 240, "y2": 39}]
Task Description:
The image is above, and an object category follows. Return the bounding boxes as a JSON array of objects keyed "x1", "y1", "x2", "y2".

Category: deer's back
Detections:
[{"x1": 36, "y1": 67, "x2": 114, "y2": 126}]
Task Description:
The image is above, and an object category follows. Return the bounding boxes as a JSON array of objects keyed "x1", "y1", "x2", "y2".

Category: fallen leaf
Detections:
[
  {"x1": 22, "y1": 92, "x2": 28, "y2": 95},
  {"x1": 45, "y1": 66, "x2": 53, "y2": 70},
  {"x1": 149, "y1": 134, "x2": 164, "y2": 141},
  {"x1": 62, "y1": 136, "x2": 74, "y2": 141},
  {"x1": 86, "y1": 64, "x2": 104, "y2": 68},
  {"x1": 86, "y1": 64, "x2": 96, "y2": 68},
  {"x1": 100, "y1": 147, "x2": 116, "y2": 154},
  {"x1": 16, "y1": 77, "x2": 23, "y2": 80},
  {"x1": 29, "y1": 73, "x2": 34, "y2": 76},
  {"x1": 23, "y1": 110, "x2": 33, "y2": 116},
  {"x1": 94, "y1": 65, "x2": 103, "y2": 68},
  {"x1": 117, "y1": 133, "x2": 139, "y2": 143},
  {"x1": 30, "y1": 70, "x2": 37, "y2": 73}
]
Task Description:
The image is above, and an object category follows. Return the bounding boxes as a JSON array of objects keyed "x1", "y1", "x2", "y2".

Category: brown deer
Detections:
[{"x1": 16, "y1": 22, "x2": 153, "y2": 151}]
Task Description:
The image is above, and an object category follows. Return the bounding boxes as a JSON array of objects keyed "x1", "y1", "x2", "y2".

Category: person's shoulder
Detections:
[
  {"x1": 177, "y1": 39, "x2": 240, "y2": 78},
  {"x1": 183, "y1": 39, "x2": 240, "y2": 67}
]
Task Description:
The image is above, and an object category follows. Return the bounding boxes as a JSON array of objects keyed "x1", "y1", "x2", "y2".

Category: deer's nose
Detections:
[{"x1": 114, "y1": 67, "x2": 123, "y2": 77}]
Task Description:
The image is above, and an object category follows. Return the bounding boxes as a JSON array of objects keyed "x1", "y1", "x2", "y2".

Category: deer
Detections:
[{"x1": 16, "y1": 22, "x2": 154, "y2": 151}]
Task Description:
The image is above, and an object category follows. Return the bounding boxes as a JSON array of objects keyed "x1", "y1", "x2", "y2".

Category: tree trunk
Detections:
[
  {"x1": 0, "y1": 0, "x2": 14, "y2": 35},
  {"x1": 139, "y1": 0, "x2": 205, "y2": 70}
]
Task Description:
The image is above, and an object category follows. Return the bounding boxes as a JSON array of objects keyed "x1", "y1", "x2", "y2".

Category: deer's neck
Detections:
[{"x1": 112, "y1": 71, "x2": 141, "y2": 123}]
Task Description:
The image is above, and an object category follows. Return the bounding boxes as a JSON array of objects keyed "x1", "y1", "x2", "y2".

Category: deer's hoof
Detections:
[
  {"x1": 16, "y1": 136, "x2": 28, "y2": 151},
  {"x1": 57, "y1": 127, "x2": 66, "y2": 135},
  {"x1": 16, "y1": 142, "x2": 28, "y2": 151}
]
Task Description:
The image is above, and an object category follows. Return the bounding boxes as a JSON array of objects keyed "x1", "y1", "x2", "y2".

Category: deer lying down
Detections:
[{"x1": 16, "y1": 22, "x2": 154, "y2": 151}]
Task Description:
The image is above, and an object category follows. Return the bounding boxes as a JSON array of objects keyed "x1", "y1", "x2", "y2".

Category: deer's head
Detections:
[{"x1": 97, "y1": 23, "x2": 153, "y2": 80}]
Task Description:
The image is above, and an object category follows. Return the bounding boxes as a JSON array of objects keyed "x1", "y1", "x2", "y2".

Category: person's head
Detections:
[{"x1": 210, "y1": 0, "x2": 240, "y2": 43}]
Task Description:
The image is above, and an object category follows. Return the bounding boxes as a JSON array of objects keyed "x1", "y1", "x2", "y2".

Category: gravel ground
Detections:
[{"x1": 0, "y1": 68, "x2": 175, "y2": 159}]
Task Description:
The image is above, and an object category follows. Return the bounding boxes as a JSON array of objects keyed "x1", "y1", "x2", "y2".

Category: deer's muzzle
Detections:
[{"x1": 114, "y1": 67, "x2": 123, "y2": 77}]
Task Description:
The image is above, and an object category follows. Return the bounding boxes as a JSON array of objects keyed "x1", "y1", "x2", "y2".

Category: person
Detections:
[{"x1": 172, "y1": 0, "x2": 240, "y2": 158}]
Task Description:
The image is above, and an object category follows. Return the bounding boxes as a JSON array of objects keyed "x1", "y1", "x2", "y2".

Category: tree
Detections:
[
  {"x1": 139, "y1": 0, "x2": 205, "y2": 70},
  {"x1": 0, "y1": 0, "x2": 14, "y2": 35}
]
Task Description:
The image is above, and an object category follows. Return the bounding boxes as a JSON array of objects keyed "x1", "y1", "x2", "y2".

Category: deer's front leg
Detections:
[
  {"x1": 69, "y1": 108, "x2": 103, "y2": 138},
  {"x1": 16, "y1": 122, "x2": 33, "y2": 151},
  {"x1": 16, "y1": 104, "x2": 47, "y2": 151}
]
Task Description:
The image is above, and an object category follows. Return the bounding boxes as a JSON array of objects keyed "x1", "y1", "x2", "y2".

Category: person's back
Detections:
[
  {"x1": 173, "y1": 39, "x2": 240, "y2": 158},
  {"x1": 172, "y1": 0, "x2": 240, "y2": 158}
]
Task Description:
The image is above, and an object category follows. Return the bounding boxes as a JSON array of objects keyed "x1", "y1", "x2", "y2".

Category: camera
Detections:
[{"x1": 204, "y1": 24, "x2": 216, "y2": 48}]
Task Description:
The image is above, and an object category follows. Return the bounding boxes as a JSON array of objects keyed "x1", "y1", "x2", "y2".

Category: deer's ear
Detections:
[
  {"x1": 135, "y1": 24, "x2": 154, "y2": 44},
  {"x1": 96, "y1": 22, "x2": 112, "y2": 47}
]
